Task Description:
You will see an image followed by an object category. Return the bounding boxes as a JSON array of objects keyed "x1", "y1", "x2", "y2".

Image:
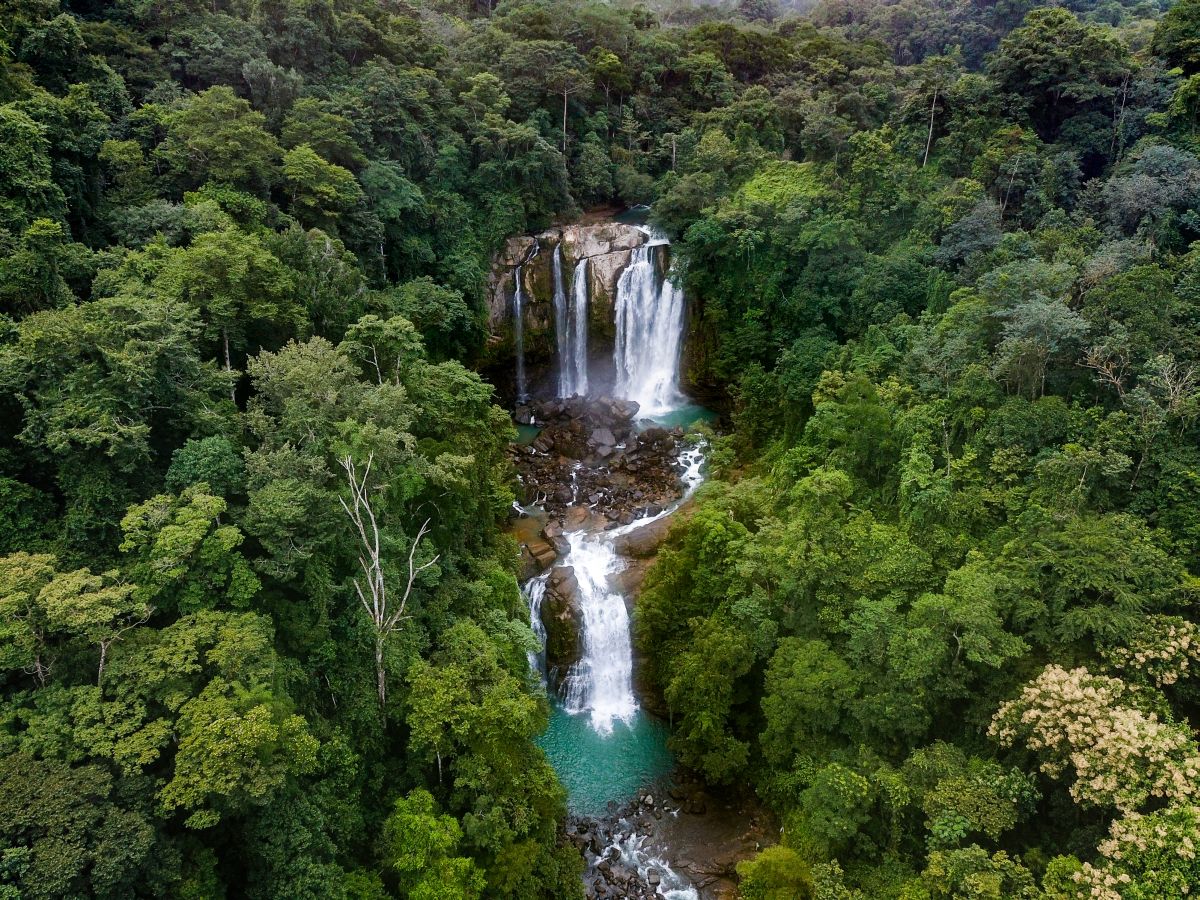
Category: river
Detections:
[{"x1": 512, "y1": 220, "x2": 718, "y2": 897}]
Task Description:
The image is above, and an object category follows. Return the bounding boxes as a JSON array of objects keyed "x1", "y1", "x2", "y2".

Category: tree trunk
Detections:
[
  {"x1": 375, "y1": 637, "x2": 387, "y2": 706},
  {"x1": 1110, "y1": 75, "x2": 1130, "y2": 161},
  {"x1": 923, "y1": 87, "x2": 938, "y2": 168},
  {"x1": 562, "y1": 89, "x2": 569, "y2": 156},
  {"x1": 223, "y1": 327, "x2": 236, "y2": 404}
]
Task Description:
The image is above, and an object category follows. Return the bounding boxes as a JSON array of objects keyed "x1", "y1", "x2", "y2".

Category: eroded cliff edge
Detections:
[{"x1": 482, "y1": 222, "x2": 667, "y2": 395}]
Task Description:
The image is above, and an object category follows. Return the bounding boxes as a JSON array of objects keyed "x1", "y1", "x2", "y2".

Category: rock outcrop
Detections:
[{"x1": 541, "y1": 566, "x2": 584, "y2": 678}]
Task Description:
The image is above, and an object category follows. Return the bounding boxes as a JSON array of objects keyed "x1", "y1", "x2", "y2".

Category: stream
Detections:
[{"x1": 523, "y1": 432, "x2": 708, "y2": 900}]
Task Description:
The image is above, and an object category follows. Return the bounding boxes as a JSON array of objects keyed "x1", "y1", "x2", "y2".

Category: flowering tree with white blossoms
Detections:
[
  {"x1": 1070, "y1": 805, "x2": 1200, "y2": 900},
  {"x1": 1101, "y1": 614, "x2": 1200, "y2": 688},
  {"x1": 989, "y1": 665, "x2": 1200, "y2": 813}
]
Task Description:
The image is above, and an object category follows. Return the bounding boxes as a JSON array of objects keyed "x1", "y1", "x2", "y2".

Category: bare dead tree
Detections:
[
  {"x1": 923, "y1": 86, "x2": 939, "y2": 168},
  {"x1": 340, "y1": 454, "x2": 439, "y2": 706},
  {"x1": 1147, "y1": 354, "x2": 1200, "y2": 421},
  {"x1": 1082, "y1": 342, "x2": 1130, "y2": 401}
]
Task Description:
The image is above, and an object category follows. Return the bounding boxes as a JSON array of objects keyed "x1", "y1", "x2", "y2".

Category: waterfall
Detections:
[
  {"x1": 553, "y1": 246, "x2": 570, "y2": 397},
  {"x1": 513, "y1": 263, "x2": 528, "y2": 403},
  {"x1": 540, "y1": 444, "x2": 705, "y2": 736},
  {"x1": 513, "y1": 241, "x2": 539, "y2": 403},
  {"x1": 554, "y1": 246, "x2": 590, "y2": 398},
  {"x1": 570, "y1": 258, "x2": 589, "y2": 396},
  {"x1": 525, "y1": 572, "x2": 549, "y2": 675},
  {"x1": 613, "y1": 241, "x2": 685, "y2": 415},
  {"x1": 522, "y1": 443, "x2": 708, "y2": 897},
  {"x1": 559, "y1": 530, "x2": 637, "y2": 734}
]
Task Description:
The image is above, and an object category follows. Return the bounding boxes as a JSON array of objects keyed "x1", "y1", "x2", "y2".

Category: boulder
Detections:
[
  {"x1": 498, "y1": 235, "x2": 537, "y2": 267},
  {"x1": 611, "y1": 398, "x2": 640, "y2": 421},
  {"x1": 590, "y1": 426, "x2": 616, "y2": 447},
  {"x1": 564, "y1": 506, "x2": 590, "y2": 530},
  {"x1": 541, "y1": 566, "x2": 583, "y2": 670},
  {"x1": 612, "y1": 515, "x2": 675, "y2": 558},
  {"x1": 524, "y1": 537, "x2": 557, "y2": 571},
  {"x1": 640, "y1": 425, "x2": 669, "y2": 445},
  {"x1": 560, "y1": 222, "x2": 646, "y2": 259}
]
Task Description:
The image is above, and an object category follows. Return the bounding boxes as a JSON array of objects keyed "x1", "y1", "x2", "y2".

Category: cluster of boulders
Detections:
[
  {"x1": 569, "y1": 796, "x2": 677, "y2": 900},
  {"x1": 568, "y1": 780, "x2": 724, "y2": 900},
  {"x1": 511, "y1": 396, "x2": 688, "y2": 528}
]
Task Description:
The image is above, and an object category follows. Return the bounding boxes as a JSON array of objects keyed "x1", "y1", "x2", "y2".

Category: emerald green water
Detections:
[
  {"x1": 644, "y1": 402, "x2": 719, "y2": 431},
  {"x1": 515, "y1": 423, "x2": 541, "y2": 445},
  {"x1": 537, "y1": 704, "x2": 674, "y2": 816},
  {"x1": 613, "y1": 204, "x2": 651, "y2": 225}
]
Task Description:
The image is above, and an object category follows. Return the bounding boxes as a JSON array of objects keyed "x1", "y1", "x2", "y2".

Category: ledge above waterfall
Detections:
[
  {"x1": 558, "y1": 222, "x2": 648, "y2": 260},
  {"x1": 485, "y1": 222, "x2": 651, "y2": 340}
]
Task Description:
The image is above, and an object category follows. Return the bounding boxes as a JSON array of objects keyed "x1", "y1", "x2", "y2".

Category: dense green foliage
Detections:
[
  {"x1": 630, "y1": 0, "x2": 1200, "y2": 896},
  {"x1": 2, "y1": 0, "x2": 1199, "y2": 895}
]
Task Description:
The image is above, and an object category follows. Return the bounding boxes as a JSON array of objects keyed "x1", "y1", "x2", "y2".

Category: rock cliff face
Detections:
[{"x1": 484, "y1": 223, "x2": 659, "y2": 396}]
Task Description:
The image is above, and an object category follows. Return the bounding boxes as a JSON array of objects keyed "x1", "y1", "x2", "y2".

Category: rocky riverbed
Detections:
[
  {"x1": 568, "y1": 775, "x2": 776, "y2": 900},
  {"x1": 511, "y1": 396, "x2": 696, "y2": 580}
]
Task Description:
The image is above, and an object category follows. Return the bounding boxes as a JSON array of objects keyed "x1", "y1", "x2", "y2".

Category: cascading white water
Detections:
[
  {"x1": 525, "y1": 572, "x2": 549, "y2": 674},
  {"x1": 613, "y1": 239, "x2": 685, "y2": 415},
  {"x1": 553, "y1": 248, "x2": 591, "y2": 398},
  {"x1": 559, "y1": 530, "x2": 637, "y2": 734},
  {"x1": 513, "y1": 241, "x2": 539, "y2": 403},
  {"x1": 547, "y1": 444, "x2": 705, "y2": 736},
  {"x1": 611, "y1": 830, "x2": 699, "y2": 900},
  {"x1": 552, "y1": 246, "x2": 570, "y2": 397},
  {"x1": 570, "y1": 258, "x2": 589, "y2": 396},
  {"x1": 513, "y1": 263, "x2": 529, "y2": 402}
]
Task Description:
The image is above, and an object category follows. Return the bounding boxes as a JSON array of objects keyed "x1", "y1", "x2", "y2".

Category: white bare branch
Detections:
[{"x1": 340, "y1": 454, "x2": 439, "y2": 706}]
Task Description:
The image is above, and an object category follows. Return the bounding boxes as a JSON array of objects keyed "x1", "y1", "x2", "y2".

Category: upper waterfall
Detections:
[
  {"x1": 513, "y1": 263, "x2": 528, "y2": 402},
  {"x1": 613, "y1": 236, "x2": 685, "y2": 415},
  {"x1": 512, "y1": 240, "x2": 539, "y2": 403},
  {"x1": 553, "y1": 246, "x2": 590, "y2": 398},
  {"x1": 552, "y1": 246, "x2": 569, "y2": 396},
  {"x1": 569, "y1": 258, "x2": 589, "y2": 397}
]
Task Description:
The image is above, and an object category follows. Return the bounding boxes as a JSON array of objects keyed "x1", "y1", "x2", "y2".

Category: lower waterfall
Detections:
[
  {"x1": 540, "y1": 445, "x2": 703, "y2": 733},
  {"x1": 558, "y1": 528, "x2": 637, "y2": 733},
  {"x1": 525, "y1": 444, "x2": 705, "y2": 897}
]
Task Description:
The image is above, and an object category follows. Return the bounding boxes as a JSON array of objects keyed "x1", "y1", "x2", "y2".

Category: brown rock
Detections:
[
  {"x1": 564, "y1": 506, "x2": 590, "y2": 530},
  {"x1": 541, "y1": 566, "x2": 583, "y2": 672},
  {"x1": 525, "y1": 538, "x2": 557, "y2": 571},
  {"x1": 612, "y1": 516, "x2": 675, "y2": 559}
]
